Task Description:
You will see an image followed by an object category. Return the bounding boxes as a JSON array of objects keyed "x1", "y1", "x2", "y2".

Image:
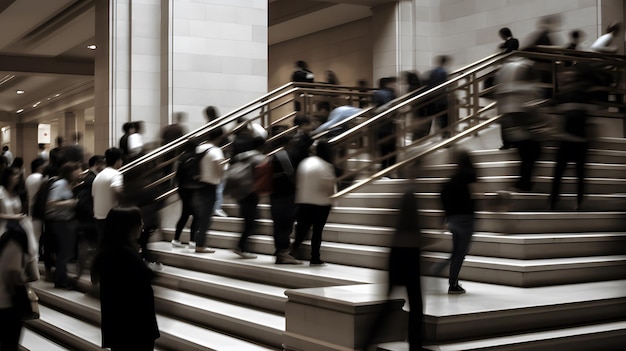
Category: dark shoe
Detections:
[
  {"x1": 309, "y1": 259, "x2": 327, "y2": 266},
  {"x1": 233, "y1": 249, "x2": 257, "y2": 259},
  {"x1": 195, "y1": 247, "x2": 215, "y2": 253},
  {"x1": 275, "y1": 252, "x2": 302, "y2": 265},
  {"x1": 448, "y1": 284, "x2": 466, "y2": 294}
]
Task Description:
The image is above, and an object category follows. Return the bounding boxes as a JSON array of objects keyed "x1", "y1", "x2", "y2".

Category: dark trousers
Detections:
[
  {"x1": 110, "y1": 339, "x2": 155, "y2": 351},
  {"x1": 293, "y1": 204, "x2": 331, "y2": 260},
  {"x1": 379, "y1": 141, "x2": 397, "y2": 170},
  {"x1": 447, "y1": 215, "x2": 474, "y2": 286},
  {"x1": 47, "y1": 219, "x2": 78, "y2": 287},
  {"x1": 0, "y1": 307, "x2": 23, "y2": 351},
  {"x1": 270, "y1": 194, "x2": 296, "y2": 253},
  {"x1": 191, "y1": 183, "x2": 217, "y2": 247},
  {"x1": 362, "y1": 247, "x2": 423, "y2": 351},
  {"x1": 174, "y1": 187, "x2": 197, "y2": 242},
  {"x1": 514, "y1": 139, "x2": 541, "y2": 191},
  {"x1": 550, "y1": 142, "x2": 588, "y2": 208},
  {"x1": 75, "y1": 219, "x2": 98, "y2": 279},
  {"x1": 237, "y1": 192, "x2": 259, "y2": 252}
]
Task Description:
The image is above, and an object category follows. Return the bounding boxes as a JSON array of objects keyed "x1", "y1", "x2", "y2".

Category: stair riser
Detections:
[
  {"x1": 470, "y1": 151, "x2": 625, "y2": 165},
  {"x1": 420, "y1": 165, "x2": 626, "y2": 179}
]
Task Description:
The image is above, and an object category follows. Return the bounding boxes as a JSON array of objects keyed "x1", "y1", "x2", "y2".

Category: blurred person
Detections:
[
  {"x1": 205, "y1": 106, "x2": 230, "y2": 218},
  {"x1": 524, "y1": 14, "x2": 562, "y2": 98},
  {"x1": 286, "y1": 115, "x2": 314, "y2": 169},
  {"x1": 161, "y1": 112, "x2": 187, "y2": 146},
  {"x1": 189, "y1": 134, "x2": 225, "y2": 253},
  {"x1": 373, "y1": 76, "x2": 398, "y2": 170},
  {"x1": 313, "y1": 101, "x2": 331, "y2": 127},
  {"x1": 91, "y1": 206, "x2": 159, "y2": 351},
  {"x1": 498, "y1": 27, "x2": 519, "y2": 53},
  {"x1": 566, "y1": 29, "x2": 584, "y2": 50},
  {"x1": 118, "y1": 122, "x2": 134, "y2": 163},
  {"x1": 65, "y1": 132, "x2": 85, "y2": 167},
  {"x1": 403, "y1": 70, "x2": 429, "y2": 140},
  {"x1": 312, "y1": 105, "x2": 363, "y2": 138},
  {"x1": 171, "y1": 141, "x2": 201, "y2": 249},
  {"x1": 495, "y1": 58, "x2": 543, "y2": 191},
  {"x1": 425, "y1": 55, "x2": 452, "y2": 138},
  {"x1": 361, "y1": 189, "x2": 425, "y2": 351},
  {"x1": 292, "y1": 60, "x2": 315, "y2": 111},
  {"x1": 440, "y1": 150, "x2": 477, "y2": 294},
  {"x1": 24, "y1": 158, "x2": 47, "y2": 256},
  {"x1": 73, "y1": 155, "x2": 105, "y2": 280},
  {"x1": 0, "y1": 226, "x2": 40, "y2": 350},
  {"x1": 92, "y1": 148, "x2": 124, "y2": 246},
  {"x1": 589, "y1": 22, "x2": 621, "y2": 53},
  {"x1": 38, "y1": 143, "x2": 49, "y2": 161},
  {"x1": 46, "y1": 162, "x2": 81, "y2": 289},
  {"x1": 48, "y1": 136, "x2": 66, "y2": 176},
  {"x1": 126, "y1": 121, "x2": 145, "y2": 162},
  {"x1": 229, "y1": 136, "x2": 266, "y2": 259},
  {"x1": 325, "y1": 70, "x2": 339, "y2": 85},
  {"x1": 291, "y1": 140, "x2": 336, "y2": 265},
  {"x1": 1, "y1": 146, "x2": 13, "y2": 167}
]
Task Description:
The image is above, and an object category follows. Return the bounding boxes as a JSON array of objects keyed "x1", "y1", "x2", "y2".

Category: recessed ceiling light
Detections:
[
  {"x1": 16, "y1": 90, "x2": 24, "y2": 94},
  {"x1": 87, "y1": 44, "x2": 96, "y2": 50},
  {"x1": 16, "y1": 109, "x2": 24, "y2": 113}
]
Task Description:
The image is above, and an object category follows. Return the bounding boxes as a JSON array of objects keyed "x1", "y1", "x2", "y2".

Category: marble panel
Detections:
[{"x1": 174, "y1": 2, "x2": 207, "y2": 21}]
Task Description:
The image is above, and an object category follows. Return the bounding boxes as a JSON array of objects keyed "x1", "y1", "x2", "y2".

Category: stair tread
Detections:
[
  {"x1": 380, "y1": 321, "x2": 626, "y2": 351},
  {"x1": 21, "y1": 328, "x2": 71, "y2": 351}
]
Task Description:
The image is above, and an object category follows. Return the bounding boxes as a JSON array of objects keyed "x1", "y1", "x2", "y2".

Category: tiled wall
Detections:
[{"x1": 170, "y1": 0, "x2": 268, "y2": 133}]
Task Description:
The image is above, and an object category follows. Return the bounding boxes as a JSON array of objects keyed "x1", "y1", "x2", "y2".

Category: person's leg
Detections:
[
  {"x1": 237, "y1": 192, "x2": 259, "y2": 252},
  {"x1": 192, "y1": 184, "x2": 217, "y2": 249},
  {"x1": 405, "y1": 278, "x2": 424, "y2": 351},
  {"x1": 174, "y1": 188, "x2": 193, "y2": 241},
  {"x1": 271, "y1": 194, "x2": 299, "y2": 263},
  {"x1": 549, "y1": 145, "x2": 569, "y2": 209},
  {"x1": 447, "y1": 215, "x2": 474, "y2": 287},
  {"x1": 292, "y1": 204, "x2": 314, "y2": 252},
  {"x1": 51, "y1": 220, "x2": 78, "y2": 288},
  {"x1": 575, "y1": 144, "x2": 588, "y2": 209},
  {"x1": 309, "y1": 205, "x2": 331, "y2": 262},
  {"x1": 0, "y1": 308, "x2": 24, "y2": 351},
  {"x1": 213, "y1": 180, "x2": 226, "y2": 214}
]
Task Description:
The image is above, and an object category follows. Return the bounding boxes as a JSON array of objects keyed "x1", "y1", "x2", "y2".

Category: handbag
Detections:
[{"x1": 12, "y1": 284, "x2": 40, "y2": 320}]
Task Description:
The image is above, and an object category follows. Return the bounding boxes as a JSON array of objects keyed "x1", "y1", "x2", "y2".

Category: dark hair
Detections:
[
  {"x1": 58, "y1": 162, "x2": 81, "y2": 181},
  {"x1": 607, "y1": 22, "x2": 621, "y2": 34},
  {"x1": 56, "y1": 136, "x2": 64, "y2": 146},
  {"x1": 293, "y1": 115, "x2": 311, "y2": 127},
  {"x1": 499, "y1": 27, "x2": 513, "y2": 38},
  {"x1": 31, "y1": 157, "x2": 46, "y2": 173},
  {"x1": 2, "y1": 145, "x2": 8, "y2": 151},
  {"x1": 326, "y1": 70, "x2": 339, "y2": 85},
  {"x1": 204, "y1": 106, "x2": 219, "y2": 121},
  {"x1": 11, "y1": 157, "x2": 23, "y2": 169},
  {"x1": 88, "y1": 155, "x2": 105, "y2": 168},
  {"x1": 0, "y1": 166, "x2": 20, "y2": 188},
  {"x1": 570, "y1": 30, "x2": 581, "y2": 39},
  {"x1": 296, "y1": 60, "x2": 308, "y2": 69},
  {"x1": 317, "y1": 101, "x2": 331, "y2": 112},
  {"x1": 437, "y1": 55, "x2": 450, "y2": 66},
  {"x1": 315, "y1": 139, "x2": 334, "y2": 164},
  {"x1": 104, "y1": 147, "x2": 123, "y2": 167},
  {"x1": 122, "y1": 122, "x2": 133, "y2": 133},
  {"x1": 38, "y1": 143, "x2": 45, "y2": 150}
]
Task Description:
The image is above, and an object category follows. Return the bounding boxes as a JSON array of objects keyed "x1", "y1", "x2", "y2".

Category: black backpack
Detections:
[
  {"x1": 31, "y1": 177, "x2": 59, "y2": 220},
  {"x1": 175, "y1": 147, "x2": 211, "y2": 189}
]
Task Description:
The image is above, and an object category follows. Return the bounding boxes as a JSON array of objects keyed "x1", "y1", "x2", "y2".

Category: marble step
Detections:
[
  {"x1": 25, "y1": 305, "x2": 103, "y2": 351},
  {"x1": 30, "y1": 280, "x2": 279, "y2": 351},
  {"x1": 206, "y1": 208, "x2": 626, "y2": 234},
  {"x1": 469, "y1": 148, "x2": 626, "y2": 165},
  {"x1": 419, "y1": 160, "x2": 626, "y2": 179},
  {"x1": 338, "y1": 192, "x2": 626, "y2": 211},
  {"x1": 153, "y1": 265, "x2": 287, "y2": 314},
  {"x1": 423, "y1": 251, "x2": 626, "y2": 287},
  {"x1": 380, "y1": 321, "x2": 626, "y2": 351},
  {"x1": 20, "y1": 328, "x2": 70, "y2": 351}
]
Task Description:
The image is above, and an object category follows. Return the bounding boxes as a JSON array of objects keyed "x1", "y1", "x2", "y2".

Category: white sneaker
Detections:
[
  {"x1": 188, "y1": 241, "x2": 197, "y2": 250},
  {"x1": 146, "y1": 261, "x2": 164, "y2": 272},
  {"x1": 213, "y1": 209, "x2": 228, "y2": 217},
  {"x1": 171, "y1": 239, "x2": 185, "y2": 248}
]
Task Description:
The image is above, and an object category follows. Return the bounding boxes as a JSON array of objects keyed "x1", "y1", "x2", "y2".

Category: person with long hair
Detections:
[{"x1": 92, "y1": 206, "x2": 159, "y2": 351}]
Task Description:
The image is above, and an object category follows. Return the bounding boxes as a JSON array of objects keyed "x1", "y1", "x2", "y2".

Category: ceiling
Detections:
[{"x1": 0, "y1": 0, "x2": 393, "y2": 125}]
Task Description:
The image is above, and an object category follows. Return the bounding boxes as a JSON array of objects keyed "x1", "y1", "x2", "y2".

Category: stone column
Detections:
[{"x1": 15, "y1": 122, "x2": 39, "y2": 174}]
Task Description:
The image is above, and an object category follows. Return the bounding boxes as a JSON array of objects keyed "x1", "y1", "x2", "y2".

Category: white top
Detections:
[
  {"x1": 3, "y1": 150, "x2": 13, "y2": 166},
  {"x1": 127, "y1": 133, "x2": 144, "y2": 156},
  {"x1": 25, "y1": 173, "x2": 46, "y2": 214},
  {"x1": 0, "y1": 186, "x2": 23, "y2": 235},
  {"x1": 92, "y1": 167, "x2": 124, "y2": 219},
  {"x1": 39, "y1": 150, "x2": 49, "y2": 161},
  {"x1": 589, "y1": 33, "x2": 614, "y2": 52},
  {"x1": 295, "y1": 156, "x2": 336, "y2": 206},
  {"x1": 197, "y1": 144, "x2": 225, "y2": 185}
]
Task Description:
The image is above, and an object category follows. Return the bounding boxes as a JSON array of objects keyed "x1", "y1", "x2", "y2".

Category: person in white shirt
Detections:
[
  {"x1": 189, "y1": 136, "x2": 225, "y2": 253},
  {"x1": 92, "y1": 148, "x2": 124, "y2": 245},
  {"x1": 589, "y1": 22, "x2": 621, "y2": 53},
  {"x1": 290, "y1": 140, "x2": 336, "y2": 265},
  {"x1": 25, "y1": 158, "x2": 47, "y2": 247}
]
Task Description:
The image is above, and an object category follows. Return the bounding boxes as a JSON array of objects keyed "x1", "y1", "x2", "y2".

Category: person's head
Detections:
[
  {"x1": 607, "y1": 22, "x2": 621, "y2": 35},
  {"x1": 10, "y1": 157, "x2": 23, "y2": 169},
  {"x1": 315, "y1": 139, "x2": 334, "y2": 164},
  {"x1": 55, "y1": 136, "x2": 65, "y2": 147},
  {"x1": 30, "y1": 158, "x2": 46, "y2": 174},
  {"x1": 173, "y1": 111, "x2": 187, "y2": 124},
  {"x1": 2, "y1": 145, "x2": 8, "y2": 152},
  {"x1": 104, "y1": 147, "x2": 123, "y2": 168},
  {"x1": 537, "y1": 14, "x2": 561, "y2": 31},
  {"x1": 88, "y1": 155, "x2": 106, "y2": 173},
  {"x1": 58, "y1": 161, "x2": 82, "y2": 183},
  {"x1": 296, "y1": 60, "x2": 308, "y2": 70},
  {"x1": 326, "y1": 70, "x2": 339, "y2": 85},
  {"x1": 293, "y1": 115, "x2": 313, "y2": 133},
  {"x1": 102, "y1": 206, "x2": 144, "y2": 250},
  {"x1": 133, "y1": 121, "x2": 143, "y2": 134},
  {"x1": 316, "y1": 101, "x2": 331, "y2": 115},
  {"x1": 204, "y1": 106, "x2": 219, "y2": 122},
  {"x1": 436, "y1": 55, "x2": 451, "y2": 67},
  {"x1": 38, "y1": 143, "x2": 46, "y2": 151},
  {"x1": 499, "y1": 27, "x2": 513, "y2": 40},
  {"x1": 403, "y1": 71, "x2": 421, "y2": 89},
  {"x1": 0, "y1": 166, "x2": 21, "y2": 190},
  {"x1": 122, "y1": 122, "x2": 134, "y2": 134},
  {"x1": 453, "y1": 148, "x2": 475, "y2": 174},
  {"x1": 379, "y1": 76, "x2": 397, "y2": 90}
]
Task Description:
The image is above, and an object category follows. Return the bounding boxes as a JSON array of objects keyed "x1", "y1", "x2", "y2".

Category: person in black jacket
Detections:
[
  {"x1": 440, "y1": 149, "x2": 477, "y2": 294},
  {"x1": 91, "y1": 206, "x2": 159, "y2": 351},
  {"x1": 498, "y1": 27, "x2": 519, "y2": 53}
]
